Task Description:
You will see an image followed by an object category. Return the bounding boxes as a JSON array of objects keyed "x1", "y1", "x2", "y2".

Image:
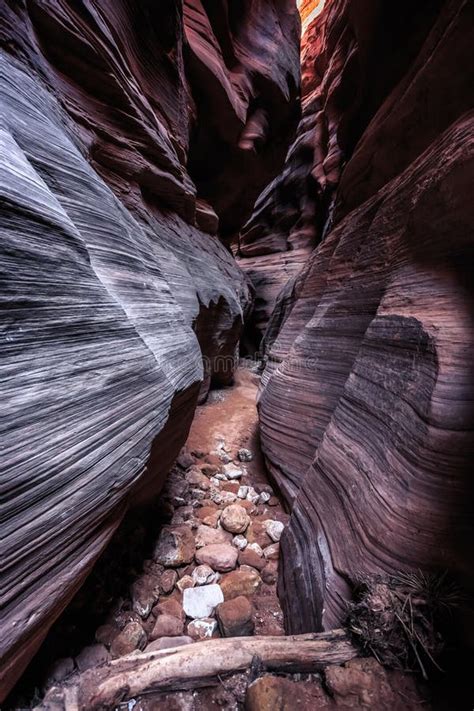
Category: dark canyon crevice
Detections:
[{"x1": 1, "y1": 0, "x2": 474, "y2": 706}]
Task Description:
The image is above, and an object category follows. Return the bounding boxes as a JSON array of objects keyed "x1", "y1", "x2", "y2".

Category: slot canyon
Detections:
[{"x1": 1, "y1": 0, "x2": 473, "y2": 709}]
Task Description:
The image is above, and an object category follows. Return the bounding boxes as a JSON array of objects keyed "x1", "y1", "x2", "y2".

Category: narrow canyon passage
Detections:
[{"x1": 1, "y1": 0, "x2": 473, "y2": 709}]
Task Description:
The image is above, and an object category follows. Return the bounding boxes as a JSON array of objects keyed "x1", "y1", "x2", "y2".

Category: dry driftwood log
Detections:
[{"x1": 39, "y1": 630, "x2": 357, "y2": 710}]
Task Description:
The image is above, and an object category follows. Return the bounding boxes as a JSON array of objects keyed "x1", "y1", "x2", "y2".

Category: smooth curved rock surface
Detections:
[
  {"x1": 0, "y1": 0, "x2": 299, "y2": 699},
  {"x1": 258, "y1": 0, "x2": 474, "y2": 632},
  {"x1": 184, "y1": 0, "x2": 301, "y2": 236}
]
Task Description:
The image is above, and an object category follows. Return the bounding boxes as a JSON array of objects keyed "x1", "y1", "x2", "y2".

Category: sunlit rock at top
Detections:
[{"x1": 297, "y1": 0, "x2": 326, "y2": 33}]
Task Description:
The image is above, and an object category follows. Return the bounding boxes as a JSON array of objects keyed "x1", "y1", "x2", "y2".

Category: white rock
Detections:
[
  {"x1": 192, "y1": 565, "x2": 219, "y2": 586},
  {"x1": 237, "y1": 448, "x2": 253, "y2": 462},
  {"x1": 246, "y1": 487, "x2": 260, "y2": 505},
  {"x1": 247, "y1": 542, "x2": 264, "y2": 557},
  {"x1": 183, "y1": 584, "x2": 224, "y2": 619},
  {"x1": 210, "y1": 477, "x2": 221, "y2": 487},
  {"x1": 237, "y1": 486, "x2": 249, "y2": 499},
  {"x1": 223, "y1": 464, "x2": 244, "y2": 480},
  {"x1": 263, "y1": 519, "x2": 284, "y2": 542},
  {"x1": 258, "y1": 492, "x2": 271, "y2": 504},
  {"x1": 211, "y1": 490, "x2": 236, "y2": 505},
  {"x1": 232, "y1": 535, "x2": 248, "y2": 550}
]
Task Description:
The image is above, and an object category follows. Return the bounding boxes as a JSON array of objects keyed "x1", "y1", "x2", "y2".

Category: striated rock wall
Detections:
[
  {"x1": 257, "y1": 0, "x2": 474, "y2": 632},
  {"x1": 0, "y1": 0, "x2": 299, "y2": 698},
  {"x1": 236, "y1": 1, "x2": 330, "y2": 346},
  {"x1": 237, "y1": 0, "x2": 455, "y2": 346}
]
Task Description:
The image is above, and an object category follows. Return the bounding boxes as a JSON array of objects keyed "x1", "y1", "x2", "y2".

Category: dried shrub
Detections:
[{"x1": 346, "y1": 571, "x2": 461, "y2": 679}]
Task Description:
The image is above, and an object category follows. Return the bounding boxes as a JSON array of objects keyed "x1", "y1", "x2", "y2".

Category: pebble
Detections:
[
  {"x1": 258, "y1": 491, "x2": 271, "y2": 504},
  {"x1": 238, "y1": 548, "x2": 267, "y2": 571},
  {"x1": 261, "y1": 560, "x2": 279, "y2": 585},
  {"x1": 150, "y1": 614, "x2": 185, "y2": 639},
  {"x1": 211, "y1": 490, "x2": 237, "y2": 505},
  {"x1": 232, "y1": 534, "x2": 248, "y2": 550},
  {"x1": 247, "y1": 542, "x2": 264, "y2": 556},
  {"x1": 159, "y1": 569, "x2": 178, "y2": 594},
  {"x1": 263, "y1": 543, "x2": 280, "y2": 560},
  {"x1": 196, "y1": 505, "x2": 219, "y2": 520},
  {"x1": 217, "y1": 596, "x2": 254, "y2": 637},
  {"x1": 187, "y1": 618, "x2": 219, "y2": 640},
  {"x1": 239, "y1": 499, "x2": 258, "y2": 515},
  {"x1": 176, "y1": 575, "x2": 194, "y2": 592},
  {"x1": 263, "y1": 520, "x2": 284, "y2": 543},
  {"x1": 202, "y1": 511, "x2": 221, "y2": 528},
  {"x1": 220, "y1": 504, "x2": 251, "y2": 534},
  {"x1": 237, "y1": 485, "x2": 249, "y2": 499},
  {"x1": 192, "y1": 564, "x2": 219, "y2": 586},
  {"x1": 237, "y1": 448, "x2": 253, "y2": 462},
  {"x1": 195, "y1": 524, "x2": 232, "y2": 548},
  {"x1": 176, "y1": 449, "x2": 195, "y2": 470},
  {"x1": 223, "y1": 464, "x2": 244, "y2": 480},
  {"x1": 182, "y1": 584, "x2": 224, "y2": 619},
  {"x1": 246, "y1": 487, "x2": 260, "y2": 505},
  {"x1": 154, "y1": 526, "x2": 196, "y2": 567},
  {"x1": 95, "y1": 624, "x2": 117, "y2": 647},
  {"x1": 220, "y1": 568, "x2": 262, "y2": 600},
  {"x1": 195, "y1": 543, "x2": 239, "y2": 572},
  {"x1": 154, "y1": 598, "x2": 185, "y2": 622},
  {"x1": 246, "y1": 521, "x2": 272, "y2": 548},
  {"x1": 201, "y1": 464, "x2": 220, "y2": 477},
  {"x1": 130, "y1": 575, "x2": 160, "y2": 618},
  {"x1": 185, "y1": 468, "x2": 210, "y2": 489},
  {"x1": 110, "y1": 621, "x2": 147, "y2": 657}
]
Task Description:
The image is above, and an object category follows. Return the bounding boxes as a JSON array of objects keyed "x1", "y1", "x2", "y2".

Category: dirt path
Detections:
[{"x1": 185, "y1": 366, "x2": 289, "y2": 637}]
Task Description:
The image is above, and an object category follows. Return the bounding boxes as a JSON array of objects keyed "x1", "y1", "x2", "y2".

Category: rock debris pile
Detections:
[{"x1": 44, "y1": 439, "x2": 288, "y2": 692}]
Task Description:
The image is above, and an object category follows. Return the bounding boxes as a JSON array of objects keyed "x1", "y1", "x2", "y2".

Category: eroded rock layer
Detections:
[
  {"x1": 258, "y1": 0, "x2": 474, "y2": 631},
  {"x1": 0, "y1": 0, "x2": 299, "y2": 698}
]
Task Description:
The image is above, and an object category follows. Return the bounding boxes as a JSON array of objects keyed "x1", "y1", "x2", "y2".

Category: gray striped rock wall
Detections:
[{"x1": 0, "y1": 0, "x2": 300, "y2": 697}]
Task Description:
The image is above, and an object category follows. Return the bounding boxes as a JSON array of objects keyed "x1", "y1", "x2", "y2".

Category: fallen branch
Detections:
[{"x1": 39, "y1": 630, "x2": 357, "y2": 710}]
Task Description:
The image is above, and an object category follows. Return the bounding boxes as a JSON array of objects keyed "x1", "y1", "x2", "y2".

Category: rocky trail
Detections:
[{"x1": 7, "y1": 367, "x2": 436, "y2": 711}]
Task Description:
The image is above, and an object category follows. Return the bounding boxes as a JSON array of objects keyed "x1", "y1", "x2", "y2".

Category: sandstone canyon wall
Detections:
[
  {"x1": 256, "y1": 0, "x2": 474, "y2": 634},
  {"x1": 0, "y1": 0, "x2": 300, "y2": 698}
]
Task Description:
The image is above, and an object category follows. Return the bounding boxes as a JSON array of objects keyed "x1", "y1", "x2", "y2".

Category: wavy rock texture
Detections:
[
  {"x1": 184, "y1": 0, "x2": 301, "y2": 236},
  {"x1": 258, "y1": 0, "x2": 474, "y2": 632},
  {"x1": 236, "y1": 1, "x2": 331, "y2": 345},
  {"x1": 238, "y1": 0, "x2": 457, "y2": 346},
  {"x1": 0, "y1": 0, "x2": 299, "y2": 699}
]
